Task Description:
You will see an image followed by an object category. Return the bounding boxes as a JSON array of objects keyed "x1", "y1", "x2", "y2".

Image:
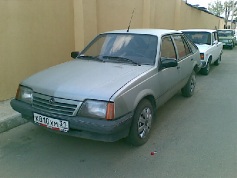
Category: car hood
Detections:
[
  {"x1": 22, "y1": 60, "x2": 153, "y2": 101},
  {"x1": 195, "y1": 44, "x2": 211, "y2": 53}
]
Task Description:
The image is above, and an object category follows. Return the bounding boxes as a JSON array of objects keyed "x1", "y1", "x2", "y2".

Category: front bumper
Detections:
[
  {"x1": 10, "y1": 99, "x2": 133, "y2": 142},
  {"x1": 201, "y1": 60, "x2": 207, "y2": 68},
  {"x1": 196, "y1": 62, "x2": 202, "y2": 72},
  {"x1": 223, "y1": 43, "x2": 233, "y2": 47},
  {"x1": 221, "y1": 42, "x2": 233, "y2": 48}
]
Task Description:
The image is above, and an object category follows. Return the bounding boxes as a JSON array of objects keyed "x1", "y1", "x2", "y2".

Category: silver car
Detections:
[{"x1": 11, "y1": 29, "x2": 201, "y2": 146}]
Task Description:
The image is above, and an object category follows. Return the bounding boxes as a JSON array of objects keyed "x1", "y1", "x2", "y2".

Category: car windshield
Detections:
[
  {"x1": 217, "y1": 30, "x2": 234, "y2": 37},
  {"x1": 183, "y1": 32, "x2": 211, "y2": 45},
  {"x1": 80, "y1": 33, "x2": 158, "y2": 65}
]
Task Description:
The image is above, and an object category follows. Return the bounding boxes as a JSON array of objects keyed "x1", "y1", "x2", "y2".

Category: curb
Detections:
[{"x1": 0, "y1": 113, "x2": 28, "y2": 133}]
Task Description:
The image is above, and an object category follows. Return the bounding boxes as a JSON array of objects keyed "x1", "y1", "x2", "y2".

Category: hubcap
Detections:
[
  {"x1": 138, "y1": 107, "x2": 152, "y2": 138},
  {"x1": 190, "y1": 77, "x2": 196, "y2": 93}
]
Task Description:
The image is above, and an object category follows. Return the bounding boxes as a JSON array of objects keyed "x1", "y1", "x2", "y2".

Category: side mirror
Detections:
[
  {"x1": 213, "y1": 40, "x2": 218, "y2": 45},
  {"x1": 161, "y1": 57, "x2": 178, "y2": 68},
  {"x1": 71, "y1": 51, "x2": 80, "y2": 59}
]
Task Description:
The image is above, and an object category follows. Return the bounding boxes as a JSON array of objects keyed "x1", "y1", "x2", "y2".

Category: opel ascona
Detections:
[{"x1": 11, "y1": 29, "x2": 201, "y2": 146}]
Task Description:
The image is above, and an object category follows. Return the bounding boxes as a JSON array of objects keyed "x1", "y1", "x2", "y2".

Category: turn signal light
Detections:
[{"x1": 106, "y1": 103, "x2": 115, "y2": 120}]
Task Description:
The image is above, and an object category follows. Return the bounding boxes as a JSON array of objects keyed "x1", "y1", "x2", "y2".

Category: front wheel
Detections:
[
  {"x1": 214, "y1": 55, "x2": 221, "y2": 66},
  {"x1": 126, "y1": 99, "x2": 153, "y2": 146},
  {"x1": 181, "y1": 71, "x2": 196, "y2": 97}
]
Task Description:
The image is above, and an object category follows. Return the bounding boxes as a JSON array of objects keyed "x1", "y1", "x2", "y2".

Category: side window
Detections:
[
  {"x1": 160, "y1": 36, "x2": 177, "y2": 59},
  {"x1": 207, "y1": 33, "x2": 211, "y2": 45},
  {"x1": 173, "y1": 35, "x2": 192, "y2": 60},
  {"x1": 214, "y1": 32, "x2": 217, "y2": 41},
  {"x1": 214, "y1": 32, "x2": 218, "y2": 43},
  {"x1": 212, "y1": 33, "x2": 216, "y2": 45}
]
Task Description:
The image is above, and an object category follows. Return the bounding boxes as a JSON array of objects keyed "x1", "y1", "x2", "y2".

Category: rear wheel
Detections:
[
  {"x1": 181, "y1": 71, "x2": 196, "y2": 97},
  {"x1": 126, "y1": 99, "x2": 153, "y2": 146}
]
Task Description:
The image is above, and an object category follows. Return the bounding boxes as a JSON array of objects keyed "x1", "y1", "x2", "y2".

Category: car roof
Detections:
[
  {"x1": 181, "y1": 29, "x2": 216, "y2": 33},
  {"x1": 102, "y1": 29, "x2": 182, "y2": 36}
]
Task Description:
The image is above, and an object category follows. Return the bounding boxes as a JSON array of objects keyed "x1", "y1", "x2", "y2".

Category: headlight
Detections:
[
  {"x1": 78, "y1": 100, "x2": 115, "y2": 120},
  {"x1": 16, "y1": 85, "x2": 33, "y2": 104}
]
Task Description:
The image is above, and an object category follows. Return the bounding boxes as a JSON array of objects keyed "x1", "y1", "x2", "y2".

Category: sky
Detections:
[{"x1": 186, "y1": 0, "x2": 227, "y2": 8}]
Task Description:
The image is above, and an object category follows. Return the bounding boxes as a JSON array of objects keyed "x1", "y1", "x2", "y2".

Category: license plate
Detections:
[{"x1": 33, "y1": 113, "x2": 69, "y2": 132}]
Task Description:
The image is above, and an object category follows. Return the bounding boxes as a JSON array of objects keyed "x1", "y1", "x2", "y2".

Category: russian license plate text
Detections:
[{"x1": 33, "y1": 113, "x2": 69, "y2": 132}]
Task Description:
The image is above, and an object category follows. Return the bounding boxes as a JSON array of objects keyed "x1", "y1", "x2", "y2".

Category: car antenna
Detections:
[{"x1": 127, "y1": 8, "x2": 135, "y2": 32}]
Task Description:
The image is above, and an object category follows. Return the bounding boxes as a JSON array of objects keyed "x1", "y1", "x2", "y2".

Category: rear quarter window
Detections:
[{"x1": 173, "y1": 35, "x2": 192, "y2": 60}]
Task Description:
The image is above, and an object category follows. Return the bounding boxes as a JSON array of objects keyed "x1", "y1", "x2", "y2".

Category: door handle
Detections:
[
  {"x1": 177, "y1": 66, "x2": 181, "y2": 69},
  {"x1": 191, "y1": 58, "x2": 194, "y2": 61}
]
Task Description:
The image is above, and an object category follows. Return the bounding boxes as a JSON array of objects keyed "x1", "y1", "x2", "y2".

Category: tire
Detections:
[
  {"x1": 181, "y1": 71, "x2": 196, "y2": 97},
  {"x1": 200, "y1": 61, "x2": 210, "y2": 75},
  {"x1": 126, "y1": 99, "x2": 153, "y2": 146},
  {"x1": 214, "y1": 55, "x2": 221, "y2": 66}
]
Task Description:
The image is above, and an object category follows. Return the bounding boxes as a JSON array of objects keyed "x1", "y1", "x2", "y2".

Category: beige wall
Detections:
[
  {"x1": 73, "y1": 0, "x2": 226, "y2": 51},
  {"x1": 178, "y1": 3, "x2": 225, "y2": 30},
  {"x1": 0, "y1": 0, "x2": 75, "y2": 100},
  {"x1": 0, "y1": 0, "x2": 230, "y2": 100},
  {"x1": 73, "y1": 0, "x2": 146, "y2": 50}
]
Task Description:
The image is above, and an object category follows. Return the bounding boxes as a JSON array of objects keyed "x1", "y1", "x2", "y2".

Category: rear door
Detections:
[
  {"x1": 172, "y1": 34, "x2": 194, "y2": 84},
  {"x1": 157, "y1": 35, "x2": 180, "y2": 98}
]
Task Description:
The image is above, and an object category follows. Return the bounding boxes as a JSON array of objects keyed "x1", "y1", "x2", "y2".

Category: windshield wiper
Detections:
[
  {"x1": 78, "y1": 55, "x2": 105, "y2": 62},
  {"x1": 102, "y1": 56, "x2": 141, "y2": 66}
]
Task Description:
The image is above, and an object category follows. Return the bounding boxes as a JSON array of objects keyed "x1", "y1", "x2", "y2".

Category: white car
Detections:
[{"x1": 182, "y1": 29, "x2": 223, "y2": 75}]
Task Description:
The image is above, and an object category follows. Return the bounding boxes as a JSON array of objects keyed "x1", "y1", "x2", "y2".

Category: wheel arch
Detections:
[
  {"x1": 208, "y1": 55, "x2": 212, "y2": 63},
  {"x1": 133, "y1": 91, "x2": 156, "y2": 112},
  {"x1": 193, "y1": 64, "x2": 200, "y2": 73}
]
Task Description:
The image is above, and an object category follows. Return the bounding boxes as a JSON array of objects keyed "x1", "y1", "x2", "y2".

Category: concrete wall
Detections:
[{"x1": 0, "y1": 0, "x2": 228, "y2": 100}]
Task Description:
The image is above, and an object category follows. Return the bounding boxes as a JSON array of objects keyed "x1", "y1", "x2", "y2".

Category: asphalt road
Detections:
[{"x1": 1, "y1": 48, "x2": 237, "y2": 178}]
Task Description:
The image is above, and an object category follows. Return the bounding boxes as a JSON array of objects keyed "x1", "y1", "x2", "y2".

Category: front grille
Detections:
[{"x1": 33, "y1": 93, "x2": 81, "y2": 116}]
